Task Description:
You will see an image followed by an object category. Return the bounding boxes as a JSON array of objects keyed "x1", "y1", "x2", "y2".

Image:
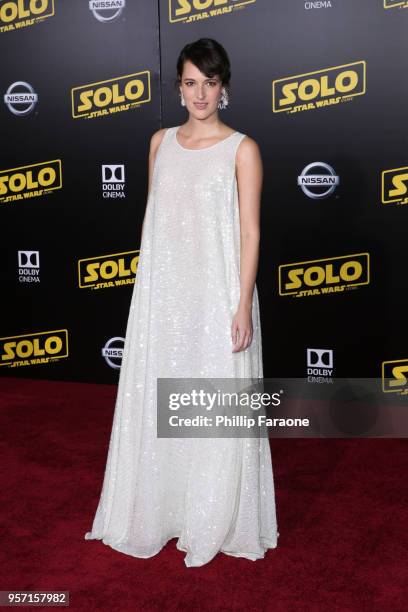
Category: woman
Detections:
[{"x1": 85, "y1": 37, "x2": 279, "y2": 567}]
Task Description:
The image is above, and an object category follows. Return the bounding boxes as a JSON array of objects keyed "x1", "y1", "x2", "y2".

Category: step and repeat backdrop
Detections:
[{"x1": 1, "y1": 0, "x2": 407, "y2": 399}]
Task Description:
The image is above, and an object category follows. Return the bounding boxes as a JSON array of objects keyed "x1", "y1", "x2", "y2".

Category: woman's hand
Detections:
[{"x1": 231, "y1": 304, "x2": 253, "y2": 353}]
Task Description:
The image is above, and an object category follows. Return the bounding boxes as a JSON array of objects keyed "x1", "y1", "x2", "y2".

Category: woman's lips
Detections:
[{"x1": 194, "y1": 103, "x2": 207, "y2": 108}]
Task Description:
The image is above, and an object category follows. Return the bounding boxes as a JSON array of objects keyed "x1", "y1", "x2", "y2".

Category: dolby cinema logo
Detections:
[
  {"x1": 102, "y1": 337, "x2": 125, "y2": 369},
  {"x1": 307, "y1": 348, "x2": 334, "y2": 383},
  {"x1": 89, "y1": 0, "x2": 126, "y2": 22},
  {"x1": 101, "y1": 164, "x2": 126, "y2": 199},
  {"x1": 304, "y1": 1, "x2": 333, "y2": 9},
  {"x1": 4, "y1": 81, "x2": 38, "y2": 116},
  {"x1": 18, "y1": 250, "x2": 40, "y2": 284},
  {"x1": 298, "y1": 162, "x2": 339, "y2": 199}
]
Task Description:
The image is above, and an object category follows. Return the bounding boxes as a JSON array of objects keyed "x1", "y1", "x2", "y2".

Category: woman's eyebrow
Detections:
[{"x1": 183, "y1": 77, "x2": 218, "y2": 81}]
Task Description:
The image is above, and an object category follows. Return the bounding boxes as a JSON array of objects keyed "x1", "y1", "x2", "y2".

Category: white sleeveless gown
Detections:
[{"x1": 84, "y1": 126, "x2": 279, "y2": 567}]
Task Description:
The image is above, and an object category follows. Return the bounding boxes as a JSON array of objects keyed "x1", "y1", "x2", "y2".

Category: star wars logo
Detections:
[
  {"x1": 382, "y1": 359, "x2": 408, "y2": 395},
  {"x1": 273, "y1": 60, "x2": 366, "y2": 114},
  {"x1": 78, "y1": 250, "x2": 140, "y2": 289},
  {"x1": 0, "y1": 329, "x2": 68, "y2": 367},
  {"x1": 0, "y1": 160, "x2": 62, "y2": 204},
  {"x1": 279, "y1": 253, "x2": 370, "y2": 298},
  {"x1": 384, "y1": 0, "x2": 408, "y2": 8},
  {"x1": 71, "y1": 71, "x2": 151, "y2": 120},
  {"x1": 381, "y1": 165, "x2": 408, "y2": 206},
  {"x1": 169, "y1": 0, "x2": 257, "y2": 24},
  {"x1": 0, "y1": 0, "x2": 55, "y2": 32}
]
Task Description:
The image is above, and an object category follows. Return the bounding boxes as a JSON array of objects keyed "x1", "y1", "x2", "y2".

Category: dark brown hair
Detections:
[{"x1": 174, "y1": 38, "x2": 231, "y2": 96}]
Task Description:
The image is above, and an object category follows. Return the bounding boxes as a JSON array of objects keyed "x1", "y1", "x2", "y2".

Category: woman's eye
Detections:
[{"x1": 184, "y1": 81, "x2": 217, "y2": 87}]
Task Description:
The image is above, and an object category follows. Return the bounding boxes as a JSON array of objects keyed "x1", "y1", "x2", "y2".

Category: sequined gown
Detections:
[{"x1": 84, "y1": 125, "x2": 279, "y2": 567}]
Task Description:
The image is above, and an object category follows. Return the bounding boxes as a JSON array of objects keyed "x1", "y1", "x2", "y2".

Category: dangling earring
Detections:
[
  {"x1": 180, "y1": 88, "x2": 228, "y2": 108},
  {"x1": 218, "y1": 87, "x2": 229, "y2": 110}
]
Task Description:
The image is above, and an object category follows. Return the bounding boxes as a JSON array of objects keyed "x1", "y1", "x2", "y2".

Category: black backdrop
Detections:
[{"x1": 1, "y1": 0, "x2": 407, "y2": 395}]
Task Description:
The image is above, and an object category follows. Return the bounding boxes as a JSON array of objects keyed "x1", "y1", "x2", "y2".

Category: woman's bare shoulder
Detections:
[
  {"x1": 150, "y1": 127, "x2": 171, "y2": 153},
  {"x1": 236, "y1": 134, "x2": 262, "y2": 166}
]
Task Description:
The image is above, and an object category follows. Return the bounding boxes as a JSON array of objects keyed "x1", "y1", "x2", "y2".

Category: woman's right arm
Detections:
[{"x1": 140, "y1": 128, "x2": 167, "y2": 241}]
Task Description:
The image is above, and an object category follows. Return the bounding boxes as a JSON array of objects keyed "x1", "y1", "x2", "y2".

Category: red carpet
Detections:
[{"x1": 1, "y1": 376, "x2": 407, "y2": 611}]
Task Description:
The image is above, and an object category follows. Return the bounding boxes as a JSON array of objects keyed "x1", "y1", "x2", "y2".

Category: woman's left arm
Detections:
[{"x1": 231, "y1": 137, "x2": 263, "y2": 353}]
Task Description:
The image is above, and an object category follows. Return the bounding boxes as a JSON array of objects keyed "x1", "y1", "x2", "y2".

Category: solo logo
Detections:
[
  {"x1": 0, "y1": 329, "x2": 68, "y2": 367},
  {"x1": 384, "y1": 0, "x2": 408, "y2": 8},
  {"x1": 0, "y1": 160, "x2": 62, "y2": 204},
  {"x1": 71, "y1": 71, "x2": 151, "y2": 119},
  {"x1": 0, "y1": 0, "x2": 55, "y2": 33},
  {"x1": 273, "y1": 60, "x2": 366, "y2": 113},
  {"x1": 169, "y1": 0, "x2": 256, "y2": 23},
  {"x1": 279, "y1": 252, "x2": 370, "y2": 297},
  {"x1": 78, "y1": 250, "x2": 140, "y2": 289},
  {"x1": 382, "y1": 359, "x2": 408, "y2": 395},
  {"x1": 381, "y1": 165, "x2": 408, "y2": 206}
]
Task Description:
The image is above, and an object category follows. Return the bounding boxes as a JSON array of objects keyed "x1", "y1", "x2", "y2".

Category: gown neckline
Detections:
[{"x1": 174, "y1": 125, "x2": 238, "y2": 152}]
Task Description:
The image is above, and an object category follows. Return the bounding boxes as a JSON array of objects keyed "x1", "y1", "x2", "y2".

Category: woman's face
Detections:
[{"x1": 179, "y1": 60, "x2": 223, "y2": 117}]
